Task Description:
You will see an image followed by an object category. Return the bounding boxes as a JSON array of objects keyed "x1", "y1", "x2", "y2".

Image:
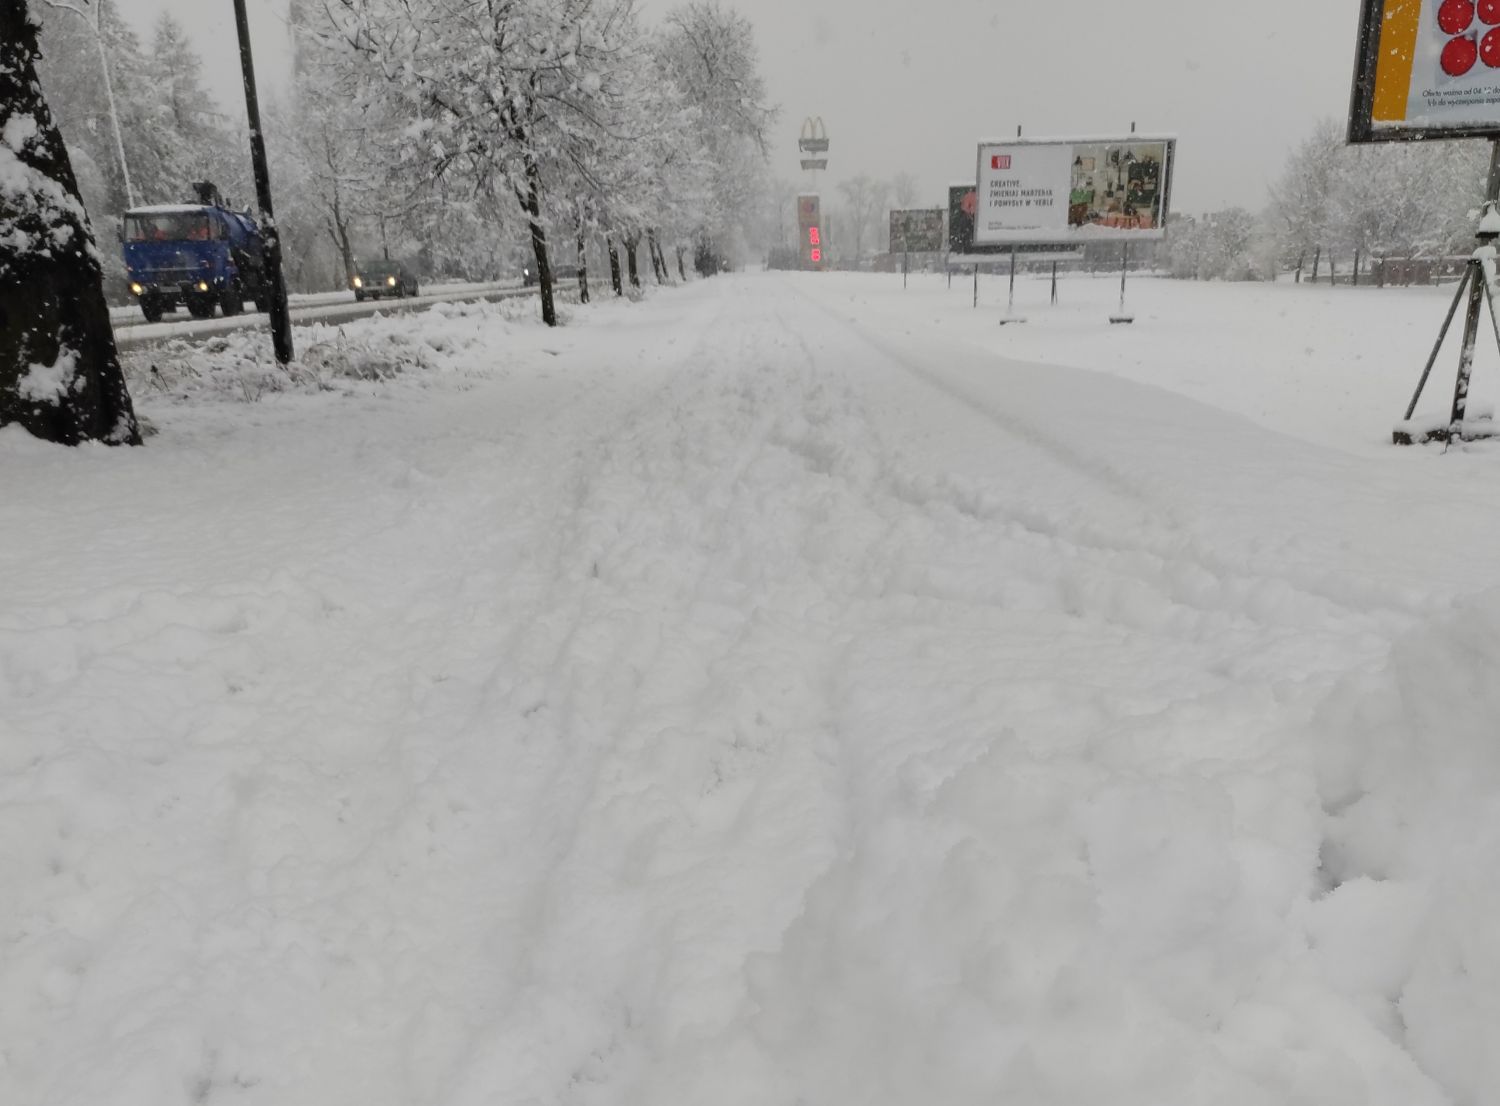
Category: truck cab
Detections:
[{"x1": 122, "y1": 186, "x2": 268, "y2": 322}]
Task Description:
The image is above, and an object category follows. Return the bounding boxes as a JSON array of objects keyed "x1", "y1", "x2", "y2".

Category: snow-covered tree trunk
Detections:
[
  {"x1": 575, "y1": 216, "x2": 590, "y2": 305},
  {"x1": 517, "y1": 159, "x2": 556, "y2": 327},
  {"x1": 1, "y1": 0, "x2": 139, "y2": 446},
  {"x1": 607, "y1": 236, "x2": 623, "y2": 296},
  {"x1": 624, "y1": 232, "x2": 641, "y2": 288}
]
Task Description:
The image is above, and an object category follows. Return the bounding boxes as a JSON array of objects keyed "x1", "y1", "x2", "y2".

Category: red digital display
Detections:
[
  {"x1": 810, "y1": 248, "x2": 822, "y2": 263},
  {"x1": 808, "y1": 227, "x2": 821, "y2": 246}
]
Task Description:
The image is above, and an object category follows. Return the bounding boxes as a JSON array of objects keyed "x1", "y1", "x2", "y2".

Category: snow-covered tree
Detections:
[
  {"x1": 326, "y1": 0, "x2": 657, "y2": 325},
  {"x1": 2, "y1": 0, "x2": 139, "y2": 445},
  {"x1": 836, "y1": 174, "x2": 889, "y2": 262},
  {"x1": 656, "y1": 1, "x2": 776, "y2": 273}
]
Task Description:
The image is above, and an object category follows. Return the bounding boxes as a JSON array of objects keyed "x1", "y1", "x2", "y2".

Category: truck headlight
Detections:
[
  {"x1": 197, "y1": 281, "x2": 209, "y2": 292},
  {"x1": 130, "y1": 283, "x2": 143, "y2": 296},
  {"x1": 387, "y1": 276, "x2": 396, "y2": 286},
  {"x1": 353, "y1": 276, "x2": 363, "y2": 288}
]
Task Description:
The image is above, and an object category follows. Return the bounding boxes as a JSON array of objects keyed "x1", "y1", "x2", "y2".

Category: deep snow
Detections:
[{"x1": 4, "y1": 272, "x2": 1500, "y2": 1106}]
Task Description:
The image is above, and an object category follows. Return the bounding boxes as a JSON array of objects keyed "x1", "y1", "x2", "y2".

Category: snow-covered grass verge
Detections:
[{"x1": 120, "y1": 297, "x2": 542, "y2": 406}]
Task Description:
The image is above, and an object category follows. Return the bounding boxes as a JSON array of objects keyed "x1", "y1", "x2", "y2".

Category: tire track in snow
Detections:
[{"x1": 781, "y1": 277, "x2": 1424, "y2": 638}]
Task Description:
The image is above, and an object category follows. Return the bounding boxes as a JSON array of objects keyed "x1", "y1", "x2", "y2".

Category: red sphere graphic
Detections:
[
  {"x1": 1441, "y1": 0, "x2": 1477, "y2": 34},
  {"x1": 1482, "y1": 26, "x2": 1500, "y2": 65},
  {"x1": 1444, "y1": 34, "x2": 1479, "y2": 76}
]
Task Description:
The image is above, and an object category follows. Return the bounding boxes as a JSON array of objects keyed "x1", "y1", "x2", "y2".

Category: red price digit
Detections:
[
  {"x1": 809, "y1": 227, "x2": 821, "y2": 246},
  {"x1": 810, "y1": 248, "x2": 822, "y2": 263}
]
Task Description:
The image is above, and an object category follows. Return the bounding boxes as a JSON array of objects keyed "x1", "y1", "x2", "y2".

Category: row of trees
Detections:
[
  {"x1": 32, "y1": 0, "x2": 777, "y2": 312},
  {"x1": 1162, "y1": 120, "x2": 1490, "y2": 283},
  {"x1": 4, "y1": 0, "x2": 777, "y2": 446}
]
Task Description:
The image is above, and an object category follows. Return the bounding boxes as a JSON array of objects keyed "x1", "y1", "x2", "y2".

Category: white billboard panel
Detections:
[{"x1": 974, "y1": 136, "x2": 1175, "y2": 246}]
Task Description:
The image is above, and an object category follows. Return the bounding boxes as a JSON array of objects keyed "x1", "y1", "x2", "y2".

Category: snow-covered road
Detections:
[{"x1": 4, "y1": 274, "x2": 1499, "y2": 1106}]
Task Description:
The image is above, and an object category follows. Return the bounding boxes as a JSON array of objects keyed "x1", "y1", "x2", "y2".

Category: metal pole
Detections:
[
  {"x1": 1051, "y1": 261, "x2": 1058, "y2": 305},
  {"x1": 1119, "y1": 242, "x2": 1129, "y2": 316},
  {"x1": 89, "y1": 5, "x2": 134, "y2": 207},
  {"x1": 903, "y1": 248, "x2": 908, "y2": 290},
  {"x1": 973, "y1": 264, "x2": 978, "y2": 309},
  {"x1": 1008, "y1": 249, "x2": 1016, "y2": 314},
  {"x1": 232, "y1": 0, "x2": 293, "y2": 365},
  {"x1": 1449, "y1": 139, "x2": 1500, "y2": 435}
]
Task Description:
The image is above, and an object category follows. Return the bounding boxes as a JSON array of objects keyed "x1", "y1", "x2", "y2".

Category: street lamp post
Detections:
[{"x1": 231, "y1": 0, "x2": 293, "y2": 364}]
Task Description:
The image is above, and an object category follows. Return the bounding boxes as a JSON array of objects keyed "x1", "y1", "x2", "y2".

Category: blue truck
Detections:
[{"x1": 122, "y1": 183, "x2": 270, "y2": 323}]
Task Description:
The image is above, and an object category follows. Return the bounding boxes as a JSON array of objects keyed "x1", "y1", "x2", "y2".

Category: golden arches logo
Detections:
[{"x1": 798, "y1": 117, "x2": 829, "y2": 153}]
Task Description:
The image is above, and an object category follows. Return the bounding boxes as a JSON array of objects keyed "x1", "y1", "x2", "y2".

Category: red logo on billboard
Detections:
[
  {"x1": 961, "y1": 190, "x2": 977, "y2": 217},
  {"x1": 991, "y1": 155, "x2": 1011, "y2": 170}
]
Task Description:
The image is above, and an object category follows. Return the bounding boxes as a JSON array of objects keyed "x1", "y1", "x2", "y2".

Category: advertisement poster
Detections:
[
  {"x1": 948, "y1": 185, "x2": 976, "y2": 253},
  {"x1": 889, "y1": 209, "x2": 945, "y2": 252},
  {"x1": 974, "y1": 137, "x2": 1174, "y2": 245},
  {"x1": 1351, "y1": 0, "x2": 1500, "y2": 141}
]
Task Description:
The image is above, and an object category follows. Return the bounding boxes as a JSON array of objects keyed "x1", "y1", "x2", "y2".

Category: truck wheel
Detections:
[
  {"x1": 221, "y1": 283, "x2": 243, "y2": 316},
  {"x1": 187, "y1": 296, "x2": 216, "y2": 320},
  {"x1": 355, "y1": 290, "x2": 365, "y2": 303},
  {"x1": 253, "y1": 294, "x2": 269, "y2": 313},
  {"x1": 140, "y1": 296, "x2": 164, "y2": 323}
]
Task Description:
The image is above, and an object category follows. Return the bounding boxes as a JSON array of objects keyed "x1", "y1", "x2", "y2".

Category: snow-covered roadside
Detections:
[
  {"x1": 4, "y1": 274, "x2": 1500, "y2": 1106},
  {"x1": 810, "y1": 270, "x2": 1500, "y2": 454}
]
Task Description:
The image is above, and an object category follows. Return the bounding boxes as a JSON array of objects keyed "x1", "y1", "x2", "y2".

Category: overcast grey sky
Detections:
[{"x1": 111, "y1": 0, "x2": 1357, "y2": 215}]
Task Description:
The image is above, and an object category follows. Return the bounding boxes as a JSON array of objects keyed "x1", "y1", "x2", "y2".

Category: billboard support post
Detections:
[
  {"x1": 1051, "y1": 261, "x2": 1058, "y2": 306},
  {"x1": 1111, "y1": 243, "x2": 1134, "y2": 325},
  {"x1": 999, "y1": 249, "x2": 1026, "y2": 325},
  {"x1": 1395, "y1": 139, "x2": 1500, "y2": 444},
  {"x1": 973, "y1": 265, "x2": 978, "y2": 310}
]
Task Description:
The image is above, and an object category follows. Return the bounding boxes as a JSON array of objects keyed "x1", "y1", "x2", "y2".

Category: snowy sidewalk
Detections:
[{"x1": 3, "y1": 275, "x2": 1498, "y2": 1106}]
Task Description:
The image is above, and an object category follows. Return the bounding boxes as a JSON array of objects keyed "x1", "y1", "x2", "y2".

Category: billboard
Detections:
[
  {"x1": 973, "y1": 136, "x2": 1175, "y2": 245},
  {"x1": 797, "y1": 193, "x2": 824, "y2": 270},
  {"x1": 948, "y1": 184, "x2": 977, "y2": 253},
  {"x1": 889, "y1": 208, "x2": 945, "y2": 252},
  {"x1": 1350, "y1": 0, "x2": 1500, "y2": 141}
]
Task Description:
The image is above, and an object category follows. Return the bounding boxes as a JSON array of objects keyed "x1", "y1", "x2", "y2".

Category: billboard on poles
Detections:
[
  {"x1": 948, "y1": 184, "x2": 977, "y2": 252},
  {"x1": 889, "y1": 209, "x2": 945, "y2": 252},
  {"x1": 973, "y1": 136, "x2": 1175, "y2": 246},
  {"x1": 798, "y1": 193, "x2": 824, "y2": 270},
  {"x1": 1350, "y1": 0, "x2": 1500, "y2": 142}
]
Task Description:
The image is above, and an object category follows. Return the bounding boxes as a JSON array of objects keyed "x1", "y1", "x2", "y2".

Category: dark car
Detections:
[{"x1": 353, "y1": 260, "x2": 419, "y2": 301}]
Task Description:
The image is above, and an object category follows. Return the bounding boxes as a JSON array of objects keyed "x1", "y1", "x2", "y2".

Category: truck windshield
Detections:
[{"x1": 125, "y1": 213, "x2": 217, "y2": 242}]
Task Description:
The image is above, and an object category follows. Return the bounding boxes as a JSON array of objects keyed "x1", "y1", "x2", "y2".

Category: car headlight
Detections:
[
  {"x1": 387, "y1": 276, "x2": 396, "y2": 286},
  {"x1": 130, "y1": 283, "x2": 143, "y2": 295},
  {"x1": 197, "y1": 281, "x2": 209, "y2": 292},
  {"x1": 353, "y1": 276, "x2": 363, "y2": 288}
]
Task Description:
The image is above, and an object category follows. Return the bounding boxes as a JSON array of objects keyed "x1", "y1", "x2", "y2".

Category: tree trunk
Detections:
[
  {"x1": 1294, "y1": 251, "x2": 1304, "y2": 284},
  {"x1": 607, "y1": 236, "x2": 623, "y2": 296},
  {"x1": 1329, "y1": 254, "x2": 1337, "y2": 286},
  {"x1": 676, "y1": 246, "x2": 687, "y2": 282},
  {"x1": 515, "y1": 160, "x2": 555, "y2": 327},
  {"x1": 1353, "y1": 247, "x2": 1361, "y2": 288},
  {"x1": 625, "y1": 234, "x2": 641, "y2": 288},
  {"x1": 575, "y1": 224, "x2": 590, "y2": 305},
  {"x1": 1311, "y1": 246, "x2": 1321, "y2": 283},
  {"x1": 1, "y1": 0, "x2": 140, "y2": 446},
  {"x1": 325, "y1": 209, "x2": 355, "y2": 289},
  {"x1": 647, "y1": 230, "x2": 666, "y2": 283}
]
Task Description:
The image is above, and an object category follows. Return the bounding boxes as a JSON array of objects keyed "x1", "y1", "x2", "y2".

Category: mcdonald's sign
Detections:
[{"x1": 798, "y1": 117, "x2": 830, "y2": 154}]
